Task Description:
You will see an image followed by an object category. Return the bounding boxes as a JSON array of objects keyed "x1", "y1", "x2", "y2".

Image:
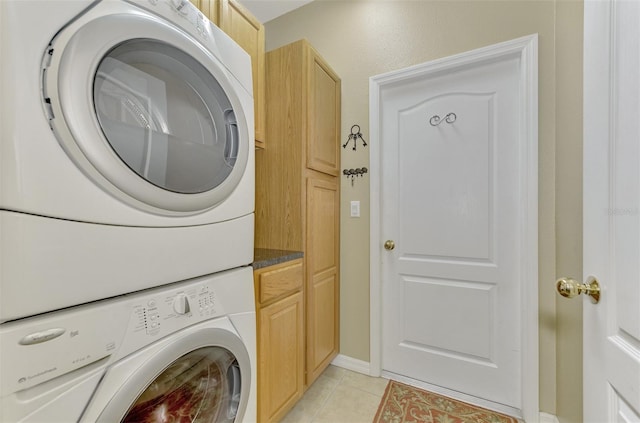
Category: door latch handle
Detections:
[
  {"x1": 556, "y1": 276, "x2": 600, "y2": 304},
  {"x1": 384, "y1": 240, "x2": 395, "y2": 251}
]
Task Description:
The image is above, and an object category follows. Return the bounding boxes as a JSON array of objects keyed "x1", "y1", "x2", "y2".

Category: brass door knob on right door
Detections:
[
  {"x1": 556, "y1": 276, "x2": 601, "y2": 304},
  {"x1": 384, "y1": 240, "x2": 395, "y2": 250}
]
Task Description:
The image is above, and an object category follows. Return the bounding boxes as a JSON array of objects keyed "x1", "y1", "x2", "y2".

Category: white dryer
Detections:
[
  {"x1": 0, "y1": 0, "x2": 255, "y2": 321},
  {"x1": 0, "y1": 266, "x2": 257, "y2": 423}
]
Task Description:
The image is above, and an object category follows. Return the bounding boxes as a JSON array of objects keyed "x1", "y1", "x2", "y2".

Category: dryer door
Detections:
[
  {"x1": 94, "y1": 328, "x2": 251, "y2": 423},
  {"x1": 43, "y1": 1, "x2": 252, "y2": 215}
]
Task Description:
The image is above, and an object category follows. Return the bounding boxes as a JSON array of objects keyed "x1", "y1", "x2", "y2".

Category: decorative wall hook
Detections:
[
  {"x1": 429, "y1": 112, "x2": 457, "y2": 126},
  {"x1": 343, "y1": 167, "x2": 368, "y2": 186},
  {"x1": 343, "y1": 125, "x2": 367, "y2": 151}
]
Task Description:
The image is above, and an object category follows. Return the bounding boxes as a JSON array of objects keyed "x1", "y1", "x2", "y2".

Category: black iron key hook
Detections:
[{"x1": 342, "y1": 167, "x2": 368, "y2": 186}]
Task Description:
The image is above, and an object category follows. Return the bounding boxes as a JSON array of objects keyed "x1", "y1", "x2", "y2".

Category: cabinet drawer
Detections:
[{"x1": 257, "y1": 260, "x2": 303, "y2": 305}]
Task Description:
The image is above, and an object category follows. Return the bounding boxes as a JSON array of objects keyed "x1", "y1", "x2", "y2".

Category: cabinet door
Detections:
[
  {"x1": 306, "y1": 51, "x2": 341, "y2": 175},
  {"x1": 305, "y1": 176, "x2": 340, "y2": 385},
  {"x1": 258, "y1": 291, "x2": 304, "y2": 423},
  {"x1": 219, "y1": 0, "x2": 266, "y2": 148},
  {"x1": 190, "y1": 0, "x2": 218, "y2": 23}
]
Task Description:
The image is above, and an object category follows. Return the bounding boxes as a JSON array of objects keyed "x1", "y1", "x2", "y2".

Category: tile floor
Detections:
[{"x1": 281, "y1": 365, "x2": 389, "y2": 423}]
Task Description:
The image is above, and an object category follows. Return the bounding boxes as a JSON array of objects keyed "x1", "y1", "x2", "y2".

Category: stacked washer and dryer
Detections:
[{"x1": 0, "y1": 0, "x2": 256, "y2": 421}]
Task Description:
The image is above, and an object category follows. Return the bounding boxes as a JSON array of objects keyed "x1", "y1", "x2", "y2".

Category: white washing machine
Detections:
[
  {"x1": 0, "y1": 0, "x2": 255, "y2": 321},
  {"x1": 0, "y1": 266, "x2": 257, "y2": 423}
]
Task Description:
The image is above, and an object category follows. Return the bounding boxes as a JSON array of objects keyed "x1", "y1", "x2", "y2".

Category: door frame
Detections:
[{"x1": 369, "y1": 35, "x2": 538, "y2": 421}]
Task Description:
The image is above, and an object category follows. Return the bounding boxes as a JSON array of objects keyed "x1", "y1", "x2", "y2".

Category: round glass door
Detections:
[
  {"x1": 93, "y1": 39, "x2": 239, "y2": 195},
  {"x1": 122, "y1": 347, "x2": 242, "y2": 423},
  {"x1": 45, "y1": 7, "x2": 252, "y2": 214}
]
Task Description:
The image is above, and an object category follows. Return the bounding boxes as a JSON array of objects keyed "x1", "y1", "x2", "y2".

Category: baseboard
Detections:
[
  {"x1": 330, "y1": 354, "x2": 372, "y2": 375},
  {"x1": 539, "y1": 412, "x2": 559, "y2": 423}
]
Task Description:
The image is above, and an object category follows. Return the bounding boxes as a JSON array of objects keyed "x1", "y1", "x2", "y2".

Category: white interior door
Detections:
[
  {"x1": 582, "y1": 1, "x2": 640, "y2": 421},
  {"x1": 372, "y1": 36, "x2": 537, "y2": 416}
]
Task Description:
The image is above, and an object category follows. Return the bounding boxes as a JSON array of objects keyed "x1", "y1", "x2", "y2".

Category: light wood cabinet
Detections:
[
  {"x1": 307, "y1": 52, "x2": 341, "y2": 176},
  {"x1": 254, "y1": 260, "x2": 304, "y2": 423},
  {"x1": 305, "y1": 177, "x2": 340, "y2": 384},
  {"x1": 256, "y1": 39, "x2": 341, "y2": 389},
  {"x1": 191, "y1": 0, "x2": 266, "y2": 148}
]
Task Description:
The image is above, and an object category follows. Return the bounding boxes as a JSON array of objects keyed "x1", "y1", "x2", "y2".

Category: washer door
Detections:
[
  {"x1": 43, "y1": 2, "x2": 251, "y2": 215},
  {"x1": 96, "y1": 328, "x2": 251, "y2": 422}
]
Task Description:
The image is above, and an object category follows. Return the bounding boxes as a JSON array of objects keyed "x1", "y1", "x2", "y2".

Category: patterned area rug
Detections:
[{"x1": 373, "y1": 380, "x2": 519, "y2": 423}]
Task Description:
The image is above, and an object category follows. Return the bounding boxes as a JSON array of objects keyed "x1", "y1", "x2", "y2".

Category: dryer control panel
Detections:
[
  {"x1": 125, "y1": 0, "x2": 253, "y2": 93},
  {"x1": 129, "y1": 0, "x2": 213, "y2": 44}
]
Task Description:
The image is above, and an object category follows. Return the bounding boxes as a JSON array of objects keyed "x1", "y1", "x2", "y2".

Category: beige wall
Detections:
[
  {"x1": 554, "y1": 1, "x2": 583, "y2": 423},
  {"x1": 264, "y1": 1, "x2": 583, "y2": 419}
]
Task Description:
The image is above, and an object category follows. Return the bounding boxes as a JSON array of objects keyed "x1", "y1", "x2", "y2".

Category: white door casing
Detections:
[
  {"x1": 370, "y1": 35, "x2": 538, "y2": 421},
  {"x1": 583, "y1": 1, "x2": 640, "y2": 421}
]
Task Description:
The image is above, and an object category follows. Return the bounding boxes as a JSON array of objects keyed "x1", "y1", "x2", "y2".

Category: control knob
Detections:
[{"x1": 173, "y1": 293, "x2": 191, "y2": 315}]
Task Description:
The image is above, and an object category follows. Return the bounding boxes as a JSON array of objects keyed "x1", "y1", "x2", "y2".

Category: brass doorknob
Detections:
[
  {"x1": 384, "y1": 240, "x2": 395, "y2": 250},
  {"x1": 556, "y1": 276, "x2": 600, "y2": 304}
]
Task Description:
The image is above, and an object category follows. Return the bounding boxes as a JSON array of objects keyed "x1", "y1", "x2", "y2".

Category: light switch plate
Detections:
[{"x1": 350, "y1": 200, "x2": 360, "y2": 217}]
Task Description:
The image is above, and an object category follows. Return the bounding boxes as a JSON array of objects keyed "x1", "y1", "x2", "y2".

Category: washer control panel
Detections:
[
  {"x1": 0, "y1": 281, "x2": 221, "y2": 396},
  {"x1": 128, "y1": 282, "x2": 222, "y2": 338},
  {"x1": 0, "y1": 267, "x2": 251, "y2": 397}
]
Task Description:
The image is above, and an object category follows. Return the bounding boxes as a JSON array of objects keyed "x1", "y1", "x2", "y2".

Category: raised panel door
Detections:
[
  {"x1": 584, "y1": 1, "x2": 640, "y2": 421},
  {"x1": 258, "y1": 291, "x2": 304, "y2": 423},
  {"x1": 379, "y1": 42, "x2": 530, "y2": 410},
  {"x1": 307, "y1": 51, "x2": 340, "y2": 176},
  {"x1": 305, "y1": 176, "x2": 340, "y2": 385}
]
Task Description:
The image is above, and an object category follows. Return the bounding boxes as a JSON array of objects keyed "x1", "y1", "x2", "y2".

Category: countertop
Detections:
[{"x1": 253, "y1": 248, "x2": 303, "y2": 270}]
